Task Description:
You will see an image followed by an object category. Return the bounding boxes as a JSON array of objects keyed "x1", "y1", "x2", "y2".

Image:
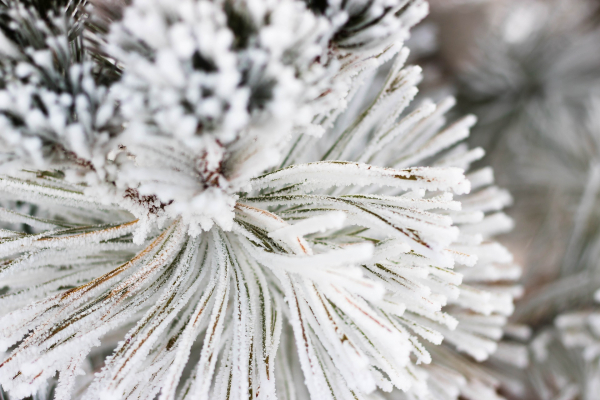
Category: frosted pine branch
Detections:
[{"x1": 0, "y1": 0, "x2": 518, "y2": 399}]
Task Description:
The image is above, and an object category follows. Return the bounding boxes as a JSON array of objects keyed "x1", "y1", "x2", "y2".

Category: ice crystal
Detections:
[{"x1": 0, "y1": 0, "x2": 518, "y2": 399}]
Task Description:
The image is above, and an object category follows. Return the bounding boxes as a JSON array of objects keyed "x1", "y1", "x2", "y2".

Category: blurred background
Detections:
[{"x1": 406, "y1": 0, "x2": 600, "y2": 398}]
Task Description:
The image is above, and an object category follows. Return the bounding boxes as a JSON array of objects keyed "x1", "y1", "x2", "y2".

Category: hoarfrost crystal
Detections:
[{"x1": 0, "y1": 0, "x2": 519, "y2": 399}]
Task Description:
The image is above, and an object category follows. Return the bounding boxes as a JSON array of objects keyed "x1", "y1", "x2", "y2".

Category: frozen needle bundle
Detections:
[{"x1": 0, "y1": 0, "x2": 518, "y2": 399}]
